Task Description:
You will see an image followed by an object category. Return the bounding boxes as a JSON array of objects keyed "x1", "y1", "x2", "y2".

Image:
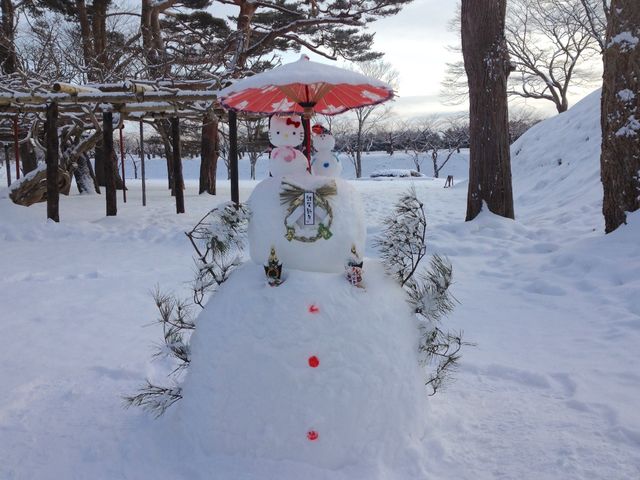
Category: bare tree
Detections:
[
  {"x1": 506, "y1": 0, "x2": 600, "y2": 113},
  {"x1": 600, "y1": 0, "x2": 639, "y2": 233},
  {"x1": 461, "y1": 0, "x2": 514, "y2": 221},
  {"x1": 377, "y1": 120, "x2": 402, "y2": 155},
  {"x1": 239, "y1": 116, "x2": 268, "y2": 180},
  {"x1": 348, "y1": 60, "x2": 399, "y2": 177},
  {"x1": 404, "y1": 117, "x2": 467, "y2": 177},
  {"x1": 435, "y1": 119, "x2": 467, "y2": 177},
  {"x1": 509, "y1": 106, "x2": 542, "y2": 142},
  {"x1": 403, "y1": 120, "x2": 434, "y2": 174},
  {"x1": 575, "y1": 0, "x2": 610, "y2": 52},
  {"x1": 0, "y1": 0, "x2": 17, "y2": 74},
  {"x1": 443, "y1": 0, "x2": 602, "y2": 113}
]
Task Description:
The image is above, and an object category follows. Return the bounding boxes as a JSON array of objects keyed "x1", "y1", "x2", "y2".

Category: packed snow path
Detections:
[{"x1": 0, "y1": 92, "x2": 639, "y2": 480}]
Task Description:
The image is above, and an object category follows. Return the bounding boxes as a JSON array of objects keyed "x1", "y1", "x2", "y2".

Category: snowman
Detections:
[
  {"x1": 311, "y1": 124, "x2": 342, "y2": 178},
  {"x1": 177, "y1": 114, "x2": 429, "y2": 479},
  {"x1": 268, "y1": 115, "x2": 309, "y2": 177}
]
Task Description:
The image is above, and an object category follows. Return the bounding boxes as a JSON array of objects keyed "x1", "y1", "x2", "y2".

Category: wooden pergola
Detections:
[{"x1": 0, "y1": 80, "x2": 243, "y2": 221}]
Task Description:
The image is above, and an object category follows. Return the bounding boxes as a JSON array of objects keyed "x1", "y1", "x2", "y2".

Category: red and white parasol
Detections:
[{"x1": 218, "y1": 55, "x2": 395, "y2": 169}]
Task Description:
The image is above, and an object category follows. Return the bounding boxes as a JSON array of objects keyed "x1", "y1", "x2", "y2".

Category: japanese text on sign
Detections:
[{"x1": 304, "y1": 192, "x2": 315, "y2": 225}]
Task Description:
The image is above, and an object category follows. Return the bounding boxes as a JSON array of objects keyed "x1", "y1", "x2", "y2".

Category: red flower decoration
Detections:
[
  {"x1": 308, "y1": 355, "x2": 320, "y2": 368},
  {"x1": 307, "y1": 430, "x2": 319, "y2": 441},
  {"x1": 308, "y1": 305, "x2": 320, "y2": 314}
]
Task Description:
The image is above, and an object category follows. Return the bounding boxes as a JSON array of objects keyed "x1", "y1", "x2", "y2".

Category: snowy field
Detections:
[{"x1": 0, "y1": 90, "x2": 639, "y2": 479}]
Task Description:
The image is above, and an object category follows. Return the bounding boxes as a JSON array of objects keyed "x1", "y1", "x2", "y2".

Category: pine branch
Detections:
[
  {"x1": 419, "y1": 327, "x2": 465, "y2": 396},
  {"x1": 123, "y1": 381, "x2": 182, "y2": 418},
  {"x1": 374, "y1": 186, "x2": 428, "y2": 286},
  {"x1": 185, "y1": 202, "x2": 250, "y2": 307}
]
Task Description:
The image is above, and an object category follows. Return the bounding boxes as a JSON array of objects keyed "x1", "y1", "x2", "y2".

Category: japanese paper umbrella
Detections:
[{"x1": 217, "y1": 55, "x2": 395, "y2": 170}]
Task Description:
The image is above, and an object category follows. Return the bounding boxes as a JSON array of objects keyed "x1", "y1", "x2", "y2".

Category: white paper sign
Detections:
[{"x1": 304, "y1": 192, "x2": 315, "y2": 225}]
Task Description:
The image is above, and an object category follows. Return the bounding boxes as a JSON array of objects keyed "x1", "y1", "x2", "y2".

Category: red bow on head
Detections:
[{"x1": 286, "y1": 118, "x2": 301, "y2": 128}]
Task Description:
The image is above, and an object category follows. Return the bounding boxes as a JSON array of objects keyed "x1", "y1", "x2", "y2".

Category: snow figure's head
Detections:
[
  {"x1": 311, "y1": 124, "x2": 341, "y2": 177},
  {"x1": 312, "y1": 124, "x2": 336, "y2": 151},
  {"x1": 269, "y1": 115, "x2": 304, "y2": 148}
]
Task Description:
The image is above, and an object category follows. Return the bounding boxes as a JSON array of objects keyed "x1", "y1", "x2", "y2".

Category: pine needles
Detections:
[
  {"x1": 376, "y1": 187, "x2": 468, "y2": 396},
  {"x1": 186, "y1": 202, "x2": 250, "y2": 307},
  {"x1": 125, "y1": 202, "x2": 250, "y2": 417},
  {"x1": 374, "y1": 186, "x2": 427, "y2": 286},
  {"x1": 123, "y1": 381, "x2": 182, "y2": 418}
]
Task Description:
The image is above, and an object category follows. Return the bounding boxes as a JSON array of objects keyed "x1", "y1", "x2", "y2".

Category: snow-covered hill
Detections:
[{"x1": 512, "y1": 89, "x2": 603, "y2": 232}]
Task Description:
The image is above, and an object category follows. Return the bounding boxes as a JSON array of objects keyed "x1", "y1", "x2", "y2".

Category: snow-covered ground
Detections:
[{"x1": 1, "y1": 90, "x2": 639, "y2": 479}]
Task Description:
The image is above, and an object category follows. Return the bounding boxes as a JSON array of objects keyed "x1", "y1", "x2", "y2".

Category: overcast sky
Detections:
[
  {"x1": 220, "y1": 0, "x2": 598, "y2": 121},
  {"x1": 294, "y1": 0, "x2": 598, "y2": 120},
  {"x1": 289, "y1": 0, "x2": 461, "y2": 119}
]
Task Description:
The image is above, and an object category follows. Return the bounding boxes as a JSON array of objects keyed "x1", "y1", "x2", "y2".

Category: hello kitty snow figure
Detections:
[
  {"x1": 311, "y1": 125, "x2": 342, "y2": 177},
  {"x1": 268, "y1": 115, "x2": 309, "y2": 177}
]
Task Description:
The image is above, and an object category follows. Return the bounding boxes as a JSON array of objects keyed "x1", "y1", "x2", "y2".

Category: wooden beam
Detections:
[
  {"x1": 140, "y1": 120, "x2": 146, "y2": 207},
  {"x1": 119, "y1": 126, "x2": 127, "y2": 203},
  {"x1": 52, "y1": 82, "x2": 101, "y2": 94},
  {"x1": 0, "y1": 90, "x2": 218, "y2": 107},
  {"x1": 13, "y1": 117, "x2": 20, "y2": 179},
  {"x1": 103, "y1": 111, "x2": 117, "y2": 216},
  {"x1": 4, "y1": 143, "x2": 11, "y2": 186},
  {"x1": 228, "y1": 110, "x2": 239, "y2": 205},
  {"x1": 171, "y1": 117, "x2": 185, "y2": 214},
  {"x1": 45, "y1": 102, "x2": 60, "y2": 222}
]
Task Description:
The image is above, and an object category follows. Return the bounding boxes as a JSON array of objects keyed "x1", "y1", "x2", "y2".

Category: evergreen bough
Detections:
[
  {"x1": 375, "y1": 187, "x2": 466, "y2": 396},
  {"x1": 124, "y1": 202, "x2": 250, "y2": 416}
]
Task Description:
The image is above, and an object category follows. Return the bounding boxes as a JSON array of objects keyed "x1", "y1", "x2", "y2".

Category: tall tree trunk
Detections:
[
  {"x1": 74, "y1": 153, "x2": 100, "y2": 194},
  {"x1": 75, "y1": 0, "x2": 94, "y2": 80},
  {"x1": 94, "y1": 145, "x2": 125, "y2": 189},
  {"x1": 141, "y1": 0, "x2": 171, "y2": 78},
  {"x1": 0, "y1": 0, "x2": 17, "y2": 74},
  {"x1": 200, "y1": 114, "x2": 218, "y2": 195},
  {"x1": 461, "y1": 0, "x2": 514, "y2": 221},
  {"x1": 20, "y1": 142, "x2": 37, "y2": 174},
  {"x1": 600, "y1": 0, "x2": 640, "y2": 233}
]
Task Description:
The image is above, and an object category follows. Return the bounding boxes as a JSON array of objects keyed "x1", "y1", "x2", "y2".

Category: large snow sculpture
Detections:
[{"x1": 177, "y1": 114, "x2": 429, "y2": 479}]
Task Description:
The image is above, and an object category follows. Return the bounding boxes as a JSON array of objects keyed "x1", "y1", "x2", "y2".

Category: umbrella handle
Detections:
[{"x1": 303, "y1": 108, "x2": 313, "y2": 173}]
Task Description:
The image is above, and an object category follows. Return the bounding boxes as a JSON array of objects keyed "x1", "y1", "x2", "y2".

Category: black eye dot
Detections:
[{"x1": 277, "y1": 131, "x2": 280, "y2": 134}]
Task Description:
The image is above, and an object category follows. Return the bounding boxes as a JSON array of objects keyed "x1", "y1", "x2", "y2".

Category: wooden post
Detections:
[
  {"x1": 140, "y1": 120, "x2": 146, "y2": 207},
  {"x1": 3, "y1": 143, "x2": 11, "y2": 186},
  {"x1": 103, "y1": 111, "x2": 117, "y2": 216},
  {"x1": 45, "y1": 102, "x2": 60, "y2": 222},
  {"x1": 228, "y1": 110, "x2": 240, "y2": 205},
  {"x1": 171, "y1": 117, "x2": 185, "y2": 214},
  {"x1": 119, "y1": 125, "x2": 127, "y2": 203},
  {"x1": 13, "y1": 116, "x2": 20, "y2": 179}
]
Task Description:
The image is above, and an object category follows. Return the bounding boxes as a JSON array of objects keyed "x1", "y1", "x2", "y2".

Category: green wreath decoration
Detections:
[{"x1": 279, "y1": 180, "x2": 337, "y2": 243}]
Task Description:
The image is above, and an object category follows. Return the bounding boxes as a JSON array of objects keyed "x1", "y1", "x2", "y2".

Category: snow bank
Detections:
[
  {"x1": 370, "y1": 168, "x2": 424, "y2": 178},
  {"x1": 511, "y1": 89, "x2": 603, "y2": 231}
]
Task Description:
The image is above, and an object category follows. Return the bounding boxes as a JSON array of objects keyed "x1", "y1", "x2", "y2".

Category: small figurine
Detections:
[
  {"x1": 264, "y1": 246, "x2": 284, "y2": 286},
  {"x1": 345, "y1": 244, "x2": 364, "y2": 287},
  {"x1": 311, "y1": 124, "x2": 342, "y2": 178},
  {"x1": 268, "y1": 115, "x2": 309, "y2": 177}
]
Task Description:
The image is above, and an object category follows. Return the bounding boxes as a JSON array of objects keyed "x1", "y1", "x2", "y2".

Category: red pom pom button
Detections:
[
  {"x1": 307, "y1": 430, "x2": 319, "y2": 441},
  {"x1": 308, "y1": 355, "x2": 320, "y2": 368},
  {"x1": 308, "y1": 305, "x2": 320, "y2": 314}
]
